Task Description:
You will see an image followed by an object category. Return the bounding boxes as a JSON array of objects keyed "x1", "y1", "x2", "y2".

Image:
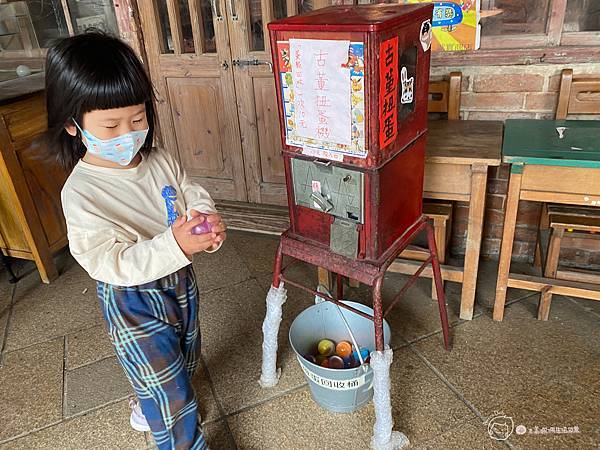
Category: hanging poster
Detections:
[
  {"x1": 277, "y1": 40, "x2": 367, "y2": 160},
  {"x1": 379, "y1": 36, "x2": 398, "y2": 149},
  {"x1": 404, "y1": 0, "x2": 480, "y2": 51},
  {"x1": 290, "y1": 39, "x2": 351, "y2": 146}
]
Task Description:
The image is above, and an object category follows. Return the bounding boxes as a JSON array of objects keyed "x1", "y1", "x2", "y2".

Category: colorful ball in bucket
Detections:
[
  {"x1": 335, "y1": 341, "x2": 352, "y2": 358},
  {"x1": 328, "y1": 355, "x2": 345, "y2": 369},
  {"x1": 352, "y1": 347, "x2": 370, "y2": 363},
  {"x1": 320, "y1": 358, "x2": 331, "y2": 368},
  {"x1": 317, "y1": 339, "x2": 335, "y2": 356},
  {"x1": 315, "y1": 354, "x2": 328, "y2": 365}
]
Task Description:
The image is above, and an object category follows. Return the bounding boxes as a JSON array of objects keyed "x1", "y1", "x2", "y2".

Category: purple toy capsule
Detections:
[
  {"x1": 303, "y1": 354, "x2": 317, "y2": 364},
  {"x1": 328, "y1": 355, "x2": 345, "y2": 369},
  {"x1": 191, "y1": 214, "x2": 213, "y2": 235}
]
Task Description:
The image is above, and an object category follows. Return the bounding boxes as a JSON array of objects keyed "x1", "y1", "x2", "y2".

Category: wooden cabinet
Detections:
[{"x1": 0, "y1": 87, "x2": 68, "y2": 283}]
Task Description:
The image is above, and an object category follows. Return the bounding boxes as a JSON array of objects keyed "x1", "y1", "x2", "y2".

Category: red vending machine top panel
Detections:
[{"x1": 268, "y1": 4, "x2": 433, "y2": 169}]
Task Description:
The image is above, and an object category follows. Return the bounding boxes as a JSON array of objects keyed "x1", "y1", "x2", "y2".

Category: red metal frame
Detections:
[{"x1": 272, "y1": 215, "x2": 452, "y2": 352}]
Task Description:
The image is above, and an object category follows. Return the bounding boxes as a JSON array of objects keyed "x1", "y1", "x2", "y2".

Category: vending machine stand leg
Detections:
[{"x1": 259, "y1": 244, "x2": 287, "y2": 388}]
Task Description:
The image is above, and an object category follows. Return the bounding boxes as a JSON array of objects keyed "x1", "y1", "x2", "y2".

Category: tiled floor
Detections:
[{"x1": 1, "y1": 230, "x2": 598, "y2": 449}]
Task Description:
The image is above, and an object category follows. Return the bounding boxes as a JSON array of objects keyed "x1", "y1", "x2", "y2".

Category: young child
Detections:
[{"x1": 46, "y1": 31, "x2": 225, "y2": 450}]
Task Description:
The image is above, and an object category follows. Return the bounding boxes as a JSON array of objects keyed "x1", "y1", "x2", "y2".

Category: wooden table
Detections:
[
  {"x1": 389, "y1": 120, "x2": 503, "y2": 320},
  {"x1": 493, "y1": 119, "x2": 600, "y2": 321}
]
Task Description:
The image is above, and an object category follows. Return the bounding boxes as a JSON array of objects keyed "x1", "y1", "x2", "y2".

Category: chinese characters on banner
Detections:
[
  {"x1": 379, "y1": 36, "x2": 398, "y2": 148},
  {"x1": 290, "y1": 39, "x2": 352, "y2": 147}
]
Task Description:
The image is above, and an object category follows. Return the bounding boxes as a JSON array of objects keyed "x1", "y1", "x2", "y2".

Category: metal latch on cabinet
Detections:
[{"x1": 232, "y1": 58, "x2": 273, "y2": 72}]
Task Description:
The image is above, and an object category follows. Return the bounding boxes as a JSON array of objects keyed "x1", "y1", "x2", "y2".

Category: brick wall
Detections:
[{"x1": 430, "y1": 63, "x2": 600, "y2": 269}]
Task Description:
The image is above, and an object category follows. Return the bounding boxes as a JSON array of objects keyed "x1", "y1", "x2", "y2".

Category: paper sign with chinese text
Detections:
[
  {"x1": 277, "y1": 40, "x2": 367, "y2": 160},
  {"x1": 290, "y1": 39, "x2": 351, "y2": 145}
]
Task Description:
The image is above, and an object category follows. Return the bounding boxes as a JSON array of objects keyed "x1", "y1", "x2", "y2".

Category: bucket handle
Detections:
[{"x1": 316, "y1": 284, "x2": 369, "y2": 373}]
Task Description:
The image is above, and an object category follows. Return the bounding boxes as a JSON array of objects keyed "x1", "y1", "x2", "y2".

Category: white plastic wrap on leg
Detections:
[
  {"x1": 259, "y1": 283, "x2": 287, "y2": 388},
  {"x1": 370, "y1": 347, "x2": 410, "y2": 450},
  {"x1": 314, "y1": 284, "x2": 329, "y2": 304}
]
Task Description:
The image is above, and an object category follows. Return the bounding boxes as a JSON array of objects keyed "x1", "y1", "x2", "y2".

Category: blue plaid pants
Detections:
[{"x1": 97, "y1": 266, "x2": 208, "y2": 450}]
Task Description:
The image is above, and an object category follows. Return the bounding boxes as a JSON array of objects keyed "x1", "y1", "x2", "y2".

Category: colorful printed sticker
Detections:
[
  {"x1": 404, "y1": 0, "x2": 479, "y2": 51},
  {"x1": 400, "y1": 67, "x2": 415, "y2": 105},
  {"x1": 420, "y1": 19, "x2": 432, "y2": 51},
  {"x1": 432, "y1": 1, "x2": 463, "y2": 27}
]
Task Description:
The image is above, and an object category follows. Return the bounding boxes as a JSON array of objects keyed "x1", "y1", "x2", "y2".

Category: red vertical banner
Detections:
[{"x1": 379, "y1": 36, "x2": 399, "y2": 149}]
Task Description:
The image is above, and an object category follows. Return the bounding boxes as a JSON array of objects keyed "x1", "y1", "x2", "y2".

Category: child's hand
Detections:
[
  {"x1": 172, "y1": 214, "x2": 218, "y2": 257},
  {"x1": 190, "y1": 210, "x2": 227, "y2": 251}
]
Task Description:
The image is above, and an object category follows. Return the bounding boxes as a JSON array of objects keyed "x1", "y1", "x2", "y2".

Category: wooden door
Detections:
[
  {"x1": 137, "y1": 0, "x2": 248, "y2": 201},
  {"x1": 227, "y1": 0, "x2": 329, "y2": 205}
]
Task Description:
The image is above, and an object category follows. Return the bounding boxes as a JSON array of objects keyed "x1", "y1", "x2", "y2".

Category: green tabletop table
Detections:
[{"x1": 494, "y1": 119, "x2": 600, "y2": 321}]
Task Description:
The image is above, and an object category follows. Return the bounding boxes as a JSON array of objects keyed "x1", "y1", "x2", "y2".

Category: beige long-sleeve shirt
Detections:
[{"x1": 61, "y1": 148, "x2": 218, "y2": 287}]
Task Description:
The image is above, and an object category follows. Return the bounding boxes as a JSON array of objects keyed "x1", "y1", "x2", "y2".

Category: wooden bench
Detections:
[{"x1": 538, "y1": 205, "x2": 600, "y2": 320}]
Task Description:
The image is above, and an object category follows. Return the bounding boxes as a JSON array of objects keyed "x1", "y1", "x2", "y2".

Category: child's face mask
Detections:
[{"x1": 73, "y1": 119, "x2": 149, "y2": 166}]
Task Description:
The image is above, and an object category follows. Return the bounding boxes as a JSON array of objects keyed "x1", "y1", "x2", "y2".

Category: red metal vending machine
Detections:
[
  {"x1": 269, "y1": 4, "x2": 433, "y2": 260},
  {"x1": 260, "y1": 5, "x2": 451, "y2": 449}
]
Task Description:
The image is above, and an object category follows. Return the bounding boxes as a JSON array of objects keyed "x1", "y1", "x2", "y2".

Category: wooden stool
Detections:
[
  {"x1": 538, "y1": 205, "x2": 600, "y2": 320},
  {"x1": 398, "y1": 202, "x2": 452, "y2": 299}
]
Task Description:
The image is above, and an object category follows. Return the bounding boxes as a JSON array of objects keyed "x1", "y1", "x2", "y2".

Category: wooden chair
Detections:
[
  {"x1": 536, "y1": 69, "x2": 600, "y2": 320},
  {"x1": 343, "y1": 72, "x2": 462, "y2": 296},
  {"x1": 428, "y1": 72, "x2": 462, "y2": 120},
  {"x1": 556, "y1": 69, "x2": 600, "y2": 120}
]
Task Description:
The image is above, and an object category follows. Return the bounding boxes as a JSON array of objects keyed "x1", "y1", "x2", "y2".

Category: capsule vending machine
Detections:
[{"x1": 259, "y1": 5, "x2": 451, "y2": 448}]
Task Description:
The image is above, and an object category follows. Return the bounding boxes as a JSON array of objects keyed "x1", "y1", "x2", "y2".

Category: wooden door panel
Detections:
[
  {"x1": 167, "y1": 77, "x2": 231, "y2": 178},
  {"x1": 228, "y1": 0, "x2": 331, "y2": 204},
  {"x1": 138, "y1": 0, "x2": 248, "y2": 202},
  {"x1": 254, "y1": 76, "x2": 285, "y2": 184}
]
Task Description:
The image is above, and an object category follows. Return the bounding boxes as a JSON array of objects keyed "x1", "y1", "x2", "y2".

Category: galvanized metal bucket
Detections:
[{"x1": 289, "y1": 300, "x2": 391, "y2": 413}]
